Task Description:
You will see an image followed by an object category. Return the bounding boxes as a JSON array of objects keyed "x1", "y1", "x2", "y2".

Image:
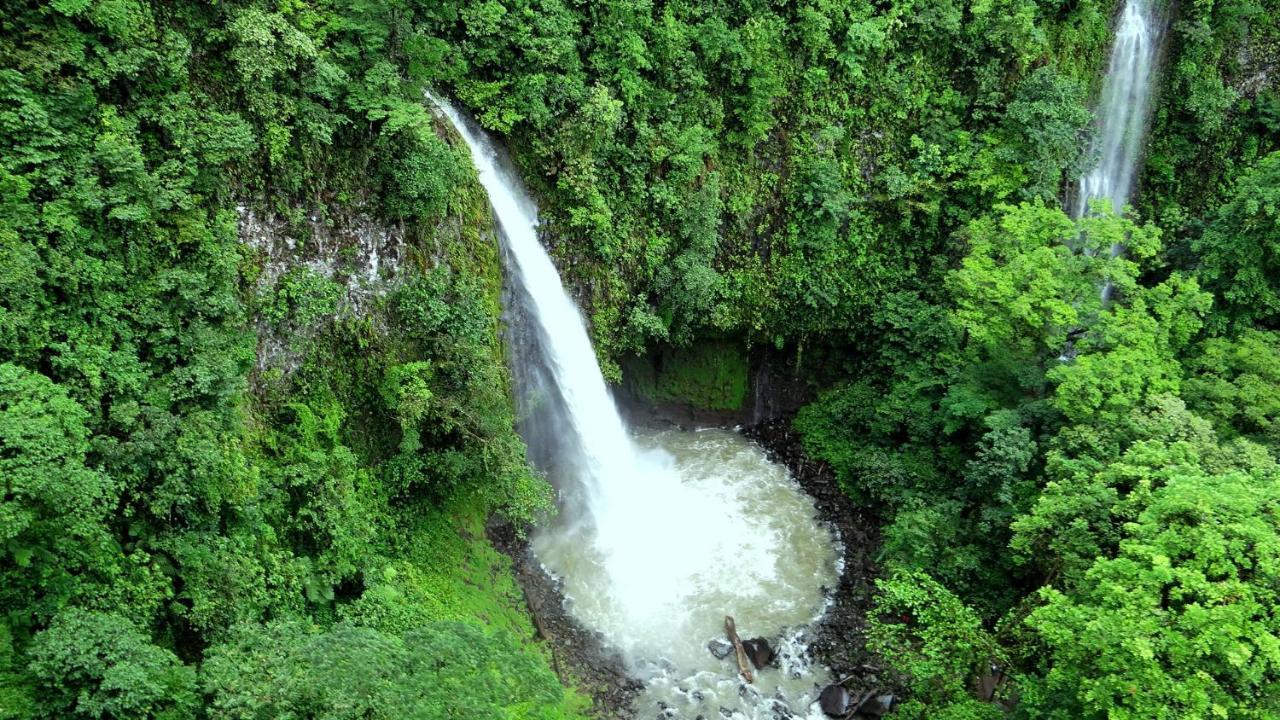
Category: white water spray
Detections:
[
  {"x1": 429, "y1": 95, "x2": 838, "y2": 718},
  {"x1": 1074, "y1": 0, "x2": 1162, "y2": 228},
  {"x1": 1070, "y1": 0, "x2": 1164, "y2": 307}
]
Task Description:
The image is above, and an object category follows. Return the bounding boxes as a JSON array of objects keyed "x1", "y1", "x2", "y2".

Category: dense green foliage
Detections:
[
  {"x1": 3, "y1": 0, "x2": 1280, "y2": 717},
  {"x1": 0, "y1": 1, "x2": 580, "y2": 717},
  {"x1": 799, "y1": 199, "x2": 1280, "y2": 716},
  {"x1": 424, "y1": 0, "x2": 1121, "y2": 375}
]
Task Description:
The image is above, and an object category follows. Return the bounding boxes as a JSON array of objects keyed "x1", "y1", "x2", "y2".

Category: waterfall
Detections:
[
  {"x1": 1074, "y1": 0, "x2": 1163, "y2": 229},
  {"x1": 427, "y1": 94, "x2": 638, "y2": 527},
  {"x1": 429, "y1": 95, "x2": 839, "y2": 719}
]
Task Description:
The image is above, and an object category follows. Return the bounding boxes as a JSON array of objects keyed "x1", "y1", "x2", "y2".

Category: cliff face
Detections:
[{"x1": 239, "y1": 205, "x2": 407, "y2": 378}]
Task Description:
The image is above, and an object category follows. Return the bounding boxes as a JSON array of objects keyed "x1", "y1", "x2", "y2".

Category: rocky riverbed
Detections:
[{"x1": 743, "y1": 417, "x2": 885, "y2": 698}]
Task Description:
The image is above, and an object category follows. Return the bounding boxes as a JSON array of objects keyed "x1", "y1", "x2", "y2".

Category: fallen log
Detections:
[{"x1": 724, "y1": 615, "x2": 754, "y2": 683}]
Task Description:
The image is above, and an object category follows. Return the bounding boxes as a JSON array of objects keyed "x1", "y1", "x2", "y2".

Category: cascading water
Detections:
[
  {"x1": 428, "y1": 96, "x2": 840, "y2": 719},
  {"x1": 1073, "y1": 0, "x2": 1163, "y2": 243}
]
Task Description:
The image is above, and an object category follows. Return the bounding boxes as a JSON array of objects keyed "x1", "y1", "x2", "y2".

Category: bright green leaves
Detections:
[
  {"x1": 949, "y1": 202, "x2": 1091, "y2": 361},
  {"x1": 0, "y1": 364, "x2": 116, "y2": 625},
  {"x1": 262, "y1": 267, "x2": 343, "y2": 332},
  {"x1": 202, "y1": 621, "x2": 571, "y2": 720},
  {"x1": 945, "y1": 202, "x2": 1211, "y2": 426},
  {"x1": 1024, "y1": 469, "x2": 1280, "y2": 719},
  {"x1": 802, "y1": 189, "x2": 1271, "y2": 717},
  {"x1": 869, "y1": 570, "x2": 1005, "y2": 719},
  {"x1": 226, "y1": 8, "x2": 318, "y2": 111},
  {"x1": 1050, "y1": 274, "x2": 1211, "y2": 425}
]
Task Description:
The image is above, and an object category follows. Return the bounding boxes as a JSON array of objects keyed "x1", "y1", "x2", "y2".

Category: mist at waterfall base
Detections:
[{"x1": 430, "y1": 97, "x2": 840, "y2": 718}]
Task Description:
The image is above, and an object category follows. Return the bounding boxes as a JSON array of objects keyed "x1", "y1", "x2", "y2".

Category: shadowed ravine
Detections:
[{"x1": 429, "y1": 96, "x2": 841, "y2": 719}]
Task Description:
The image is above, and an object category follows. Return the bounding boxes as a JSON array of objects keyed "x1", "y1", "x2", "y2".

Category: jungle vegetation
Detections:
[{"x1": 1, "y1": 0, "x2": 1278, "y2": 718}]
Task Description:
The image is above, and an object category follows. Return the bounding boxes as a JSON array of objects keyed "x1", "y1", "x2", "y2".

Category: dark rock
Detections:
[
  {"x1": 708, "y1": 638, "x2": 734, "y2": 660},
  {"x1": 744, "y1": 417, "x2": 884, "y2": 694},
  {"x1": 819, "y1": 685, "x2": 852, "y2": 717},
  {"x1": 856, "y1": 694, "x2": 895, "y2": 716},
  {"x1": 742, "y1": 637, "x2": 776, "y2": 669}
]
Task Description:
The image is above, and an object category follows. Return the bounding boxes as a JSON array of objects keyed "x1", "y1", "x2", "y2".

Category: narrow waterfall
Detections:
[
  {"x1": 427, "y1": 95, "x2": 637, "y2": 528},
  {"x1": 430, "y1": 96, "x2": 839, "y2": 719},
  {"x1": 1074, "y1": 0, "x2": 1163, "y2": 229}
]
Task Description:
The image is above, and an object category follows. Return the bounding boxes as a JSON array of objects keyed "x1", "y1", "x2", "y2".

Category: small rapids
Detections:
[{"x1": 428, "y1": 95, "x2": 842, "y2": 719}]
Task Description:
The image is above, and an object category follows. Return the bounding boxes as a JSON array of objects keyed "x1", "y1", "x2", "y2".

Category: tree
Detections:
[
  {"x1": 869, "y1": 570, "x2": 1004, "y2": 720},
  {"x1": 1049, "y1": 273, "x2": 1211, "y2": 425},
  {"x1": 1022, "y1": 468, "x2": 1280, "y2": 719},
  {"x1": 27, "y1": 609, "x2": 197, "y2": 720},
  {"x1": 0, "y1": 364, "x2": 116, "y2": 626},
  {"x1": 1194, "y1": 152, "x2": 1280, "y2": 329},
  {"x1": 1183, "y1": 329, "x2": 1280, "y2": 447},
  {"x1": 982, "y1": 65, "x2": 1092, "y2": 201}
]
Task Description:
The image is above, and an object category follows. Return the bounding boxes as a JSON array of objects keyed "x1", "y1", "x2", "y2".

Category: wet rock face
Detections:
[
  {"x1": 818, "y1": 684, "x2": 851, "y2": 717},
  {"x1": 742, "y1": 637, "x2": 776, "y2": 669},
  {"x1": 238, "y1": 205, "x2": 405, "y2": 378}
]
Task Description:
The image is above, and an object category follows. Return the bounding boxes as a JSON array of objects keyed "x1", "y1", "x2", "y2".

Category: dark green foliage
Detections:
[
  {"x1": 1193, "y1": 152, "x2": 1280, "y2": 329},
  {"x1": 0, "y1": 1, "x2": 572, "y2": 716},
  {"x1": 1142, "y1": 0, "x2": 1280, "y2": 244},
  {"x1": 424, "y1": 0, "x2": 1117, "y2": 360},
  {"x1": 3, "y1": 0, "x2": 1279, "y2": 717},
  {"x1": 985, "y1": 66, "x2": 1094, "y2": 201},
  {"x1": 800, "y1": 200, "x2": 1279, "y2": 714},
  {"x1": 27, "y1": 609, "x2": 198, "y2": 720},
  {"x1": 1184, "y1": 329, "x2": 1280, "y2": 444}
]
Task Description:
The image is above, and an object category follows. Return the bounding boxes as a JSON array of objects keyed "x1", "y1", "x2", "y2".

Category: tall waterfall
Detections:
[
  {"x1": 427, "y1": 95, "x2": 638, "y2": 527},
  {"x1": 1074, "y1": 0, "x2": 1163, "y2": 228},
  {"x1": 429, "y1": 95, "x2": 839, "y2": 719}
]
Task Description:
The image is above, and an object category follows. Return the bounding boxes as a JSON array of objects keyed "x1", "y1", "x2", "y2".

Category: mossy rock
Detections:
[{"x1": 627, "y1": 340, "x2": 750, "y2": 412}]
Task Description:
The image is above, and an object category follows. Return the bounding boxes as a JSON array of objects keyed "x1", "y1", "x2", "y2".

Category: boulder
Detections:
[
  {"x1": 707, "y1": 638, "x2": 734, "y2": 660},
  {"x1": 741, "y1": 637, "x2": 776, "y2": 669},
  {"x1": 818, "y1": 685, "x2": 851, "y2": 717},
  {"x1": 856, "y1": 694, "x2": 895, "y2": 716}
]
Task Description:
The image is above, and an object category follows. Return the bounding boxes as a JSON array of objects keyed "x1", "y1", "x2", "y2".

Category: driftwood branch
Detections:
[{"x1": 724, "y1": 615, "x2": 754, "y2": 683}]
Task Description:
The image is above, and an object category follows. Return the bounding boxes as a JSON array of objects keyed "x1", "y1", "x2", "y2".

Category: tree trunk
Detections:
[{"x1": 724, "y1": 615, "x2": 754, "y2": 683}]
